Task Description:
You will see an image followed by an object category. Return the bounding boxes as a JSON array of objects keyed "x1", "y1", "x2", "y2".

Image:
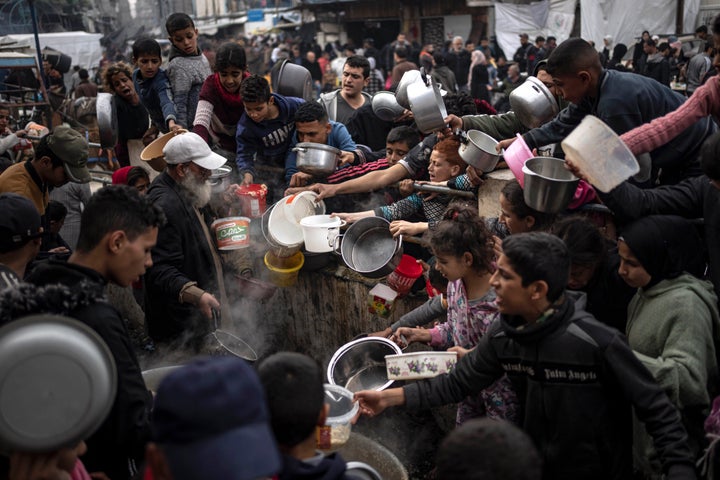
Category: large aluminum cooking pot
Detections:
[
  {"x1": 372, "y1": 91, "x2": 405, "y2": 121},
  {"x1": 294, "y1": 142, "x2": 340, "y2": 176},
  {"x1": 509, "y1": 76, "x2": 560, "y2": 129},
  {"x1": 394, "y1": 69, "x2": 423, "y2": 109},
  {"x1": 96, "y1": 92, "x2": 118, "y2": 149},
  {"x1": 273, "y1": 60, "x2": 314, "y2": 100},
  {"x1": 407, "y1": 81, "x2": 447, "y2": 134},
  {"x1": 338, "y1": 433, "x2": 409, "y2": 480},
  {"x1": 327, "y1": 337, "x2": 402, "y2": 392},
  {"x1": 457, "y1": 130, "x2": 502, "y2": 172},
  {"x1": 336, "y1": 216, "x2": 403, "y2": 278},
  {"x1": 522, "y1": 157, "x2": 580, "y2": 213},
  {"x1": 0, "y1": 314, "x2": 117, "y2": 452}
]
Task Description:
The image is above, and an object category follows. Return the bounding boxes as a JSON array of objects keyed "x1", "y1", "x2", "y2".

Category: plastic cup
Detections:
[{"x1": 316, "y1": 384, "x2": 358, "y2": 451}]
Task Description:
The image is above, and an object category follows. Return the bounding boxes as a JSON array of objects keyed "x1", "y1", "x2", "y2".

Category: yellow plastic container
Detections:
[{"x1": 264, "y1": 251, "x2": 304, "y2": 287}]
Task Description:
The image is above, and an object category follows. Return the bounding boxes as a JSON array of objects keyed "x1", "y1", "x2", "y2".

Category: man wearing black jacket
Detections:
[
  {"x1": 355, "y1": 233, "x2": 696, "y2": 480},
  {"x1": 144, "y1": 132, "x2": 228, "y2": 347},
  {"x1": 24, "y1": 185, "x2": 165, "y2": 479}
]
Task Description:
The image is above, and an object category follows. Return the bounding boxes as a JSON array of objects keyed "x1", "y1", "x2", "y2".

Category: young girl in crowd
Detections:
[
  {"x1": 393, "y1": 203, "x2": 519, "y2": 425},
  {"x1": 333, "y1": 138, "x2": 475, "y2": 238},
  {"x1": 618, "y1": 215, "x2": 720, "y2": 477},
  {"x1": 193, "y1": 42, "x2": 250, "y2": 164},
  {"x1": 102, "y1": 62, "x2": 153, "y2": 172},
  {"x1": 550, "y1": 215, "x2": 635, "y2": 332}
]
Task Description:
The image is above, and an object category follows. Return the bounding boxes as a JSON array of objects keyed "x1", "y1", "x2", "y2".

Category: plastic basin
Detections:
[
  {"x1": 561, "y1": 115, "x2": 639, "y2": 192},
  {"x1": 503, "y1": 134, "x2": 533, "y2": 187}
]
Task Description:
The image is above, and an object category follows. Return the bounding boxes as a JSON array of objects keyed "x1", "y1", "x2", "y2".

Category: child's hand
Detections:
[
  {"x1": 368, "y1": 327, "x2": 393, "y2": 338},
  {"x1": 241, "y1": 172, "x2": 254, "y2": 186},
  {"x1": 393, "y1": 327, "x2": 431, "y2": 346},
  {"x1": 448, "y1": 345, "x2": 473, "y2": 359},
  {"x1": 169, "y1": 122, "x2": 183, "y2": 132},
  {"x1": 398, "y1": 179, "x2": 414, "y2": 197},
  {"x1": 389, "y1": 220, "x2": 426, "y2": 237},
  {"x1": 338, "y1": 151, "x2": 355, "y2": 166},
  {"x1": 289, "y1": 171, "x2": 313, "y2": 187}
]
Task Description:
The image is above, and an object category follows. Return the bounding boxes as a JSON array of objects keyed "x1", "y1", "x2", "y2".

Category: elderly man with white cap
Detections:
[{"x1": 144, "y1": 132, "x2": 230, "y2": 349}]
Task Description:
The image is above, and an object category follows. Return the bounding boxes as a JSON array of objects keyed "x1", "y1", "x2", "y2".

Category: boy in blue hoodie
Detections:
[
  {"x1": 165, "y1": 13, "x2": 212, "y2": 129},
  {"x1": 236, "y1": 74, "x2": 304, "y2": 197},
  {"x1": 132, "y1": 38, "x2": 179, "y2": 133}
]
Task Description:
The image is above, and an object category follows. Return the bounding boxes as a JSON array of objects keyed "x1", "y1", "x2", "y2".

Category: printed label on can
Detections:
[{"x1": 213, "y1": 218, "x2": 250, "y2": 250}]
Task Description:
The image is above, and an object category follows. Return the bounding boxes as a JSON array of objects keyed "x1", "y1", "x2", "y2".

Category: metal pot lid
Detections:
[
  {"x1": 209, "y1": 164, "x2": 233, "y2": 180},
  {"x1": 0, "y1": 314, "x2": 117, "y2": 452},
  {"x1": 295, "y1": 142, "x2": 342, "y2": 155}
]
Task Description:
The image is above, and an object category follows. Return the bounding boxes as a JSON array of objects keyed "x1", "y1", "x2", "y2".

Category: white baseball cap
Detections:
[{"x1": 163, "y1": 132, "x2": 226, "y2": 170}]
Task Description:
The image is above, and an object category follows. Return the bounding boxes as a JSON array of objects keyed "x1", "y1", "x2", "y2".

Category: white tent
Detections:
[
  {"x1": 493, "y1": 0, "x2": 701, "y2": 69},
  {"x1": 0, "y1": 32, "x2": 104, "y2": 70}
]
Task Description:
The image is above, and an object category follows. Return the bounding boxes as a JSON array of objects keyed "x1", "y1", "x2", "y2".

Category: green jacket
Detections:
[{"x1": 627, "y1": 273, "x2": 720, "y2": 474}]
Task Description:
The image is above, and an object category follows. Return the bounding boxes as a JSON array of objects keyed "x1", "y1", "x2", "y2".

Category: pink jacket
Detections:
[{"x1": 620, "y1": 77, "x2": 720, "y2": 155}]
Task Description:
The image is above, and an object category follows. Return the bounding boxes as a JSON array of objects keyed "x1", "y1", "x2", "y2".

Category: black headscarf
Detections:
[
  {"x1": 620, "y1": 215, "x2": 705, "y2": 288},
  {"x1": 619, "y1": 215, "x2": 706, "y2": 288}
]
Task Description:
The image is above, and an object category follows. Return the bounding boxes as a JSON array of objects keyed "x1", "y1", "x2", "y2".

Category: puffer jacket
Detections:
[{"x1": 403, "y1": 292, "x2": 695, "y2": 480}]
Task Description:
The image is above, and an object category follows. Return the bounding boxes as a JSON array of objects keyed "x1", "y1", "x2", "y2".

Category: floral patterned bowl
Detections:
[{"x1": 384, "y1": 351, "x2": 458, "y2": 380}]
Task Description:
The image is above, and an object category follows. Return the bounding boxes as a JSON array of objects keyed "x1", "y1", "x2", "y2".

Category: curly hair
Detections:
[
  {"x1": 102, "y1": 61, "x2": 134, "y2": 94},
  {"x1": 430, "y1": 202, "x2": 495, "y2": 275},
  {"x1": 432, "y1": 137, "x2": 464, "y2": 169},
  {"x1": 240, "y1": 74, "x2": 271, "y2": 103},
  {"x1": 294, "y1": 101, "x2": 327, "y2": 124}
]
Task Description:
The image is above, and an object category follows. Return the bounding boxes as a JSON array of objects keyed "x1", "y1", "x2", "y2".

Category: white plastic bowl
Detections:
[
  {"x1": 299, "y1": 215, "x2": 345, "y2": 253},
  {"x1": 561, "y1": 115, "x2": 639, "y2": 193}
]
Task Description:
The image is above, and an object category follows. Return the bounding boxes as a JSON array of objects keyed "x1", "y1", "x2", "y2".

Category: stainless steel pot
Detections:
[
  {"x1": 457, "y1": 130, "x2": 501, "y2": 172},
  {"x1": 208, "y1": 164, "x2": 233, "y2": 195},
  {"x1": 96, "y1": 92, "x2": 118, "y2": 149},
  {"x1": 372, "y1": 91, "x2": 405, "y2": 121},
  {"x1": 522, "y1": 157, "x2": 580, "y2": 213},
  {"x1": 327, "y1": 336, "x2": 402, "y2": 392},
  {"x1": 0, "y1": 314, "x2": 117, "y2": 452},
  {"x1": 336, "y1": 216, "x2": 403, "y2": 278},
  {"x1": 294, "y1": 142, "x2": 340, "y2": 176},
  {"x1": 395, "y1": 69, "x2": 423, "y2": 109},
  {"x1": 338, "y1": 434, "x2": 409, "y2": 480},
  {"x1": 274, "y1": 60, "x2": 314, "y2": 100},
  {"x1": 509, "y1": 76, "x2": 560, "y2": 129},
  {"x1": 407, "y1": 80, "x2": 447, "y2": 134}
]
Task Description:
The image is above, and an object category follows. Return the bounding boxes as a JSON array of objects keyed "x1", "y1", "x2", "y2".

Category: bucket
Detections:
[
  {"x1": 300, "y1": 215, "x2": 346, "y2": 253},
  {"x1": 264, "y1": 251, "x2": 304, "y2": 287},
  {"x1": 503, "y1": 134, "x2": 533, "y2": 187},
  {"x1": 235, "y1": 184, "x2": 268, "y2": 218},
  {"x1": 386, "y1": 254, "x2": 423, "y2": 297},
  {"x1": 211, "y1": 217, "x2": 250, "y2": 250},
  {"x1": 561, "y1": 115, "x2": 639, "y2": 193}
]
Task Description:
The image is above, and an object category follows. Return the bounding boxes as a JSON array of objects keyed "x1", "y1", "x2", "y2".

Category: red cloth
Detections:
[{"x1": 111, "y1": 166, "x2": 133, "y2": 185}]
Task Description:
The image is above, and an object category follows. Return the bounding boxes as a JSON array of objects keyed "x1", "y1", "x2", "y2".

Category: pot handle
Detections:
[
  {"x1": 332, "y1": 233, "x2": 343, "y2": 256},
  {"x1": 454, "y1": 128, "x2": 469, "y2": 144},
  {"x1": 326, "y1": 222, "x2": 346, "y2": 247},
  {"x1": 292, "y1": 146, "x2": 307, "y2": 153}
]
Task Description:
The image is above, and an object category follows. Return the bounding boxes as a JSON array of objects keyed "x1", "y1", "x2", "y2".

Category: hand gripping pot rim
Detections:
[{"x1": 211, "y1": 217, "x2": 251, "y2": 250}]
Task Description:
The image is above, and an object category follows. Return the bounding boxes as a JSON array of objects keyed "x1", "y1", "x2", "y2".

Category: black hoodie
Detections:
[
  {"x1": 403, "y1": 292, "x2": 695, "y2": 480},
  {"x1": 6, "y1": 260, "x2": 153, "y2": 480}
]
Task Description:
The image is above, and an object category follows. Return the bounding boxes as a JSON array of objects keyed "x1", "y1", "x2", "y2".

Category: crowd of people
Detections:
[{"x1": 2, "y1": 8, "x2": 720, "y2": 480}]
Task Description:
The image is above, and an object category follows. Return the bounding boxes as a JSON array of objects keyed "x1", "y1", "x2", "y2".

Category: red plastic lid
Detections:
[{"x1": 394, "y1": 254, "x2": 423, "y2": 278}]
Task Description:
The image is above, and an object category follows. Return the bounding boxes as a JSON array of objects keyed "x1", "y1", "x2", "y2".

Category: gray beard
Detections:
[{"x1": 179, "y1": 172, "x2": 212, "y2": 208}]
